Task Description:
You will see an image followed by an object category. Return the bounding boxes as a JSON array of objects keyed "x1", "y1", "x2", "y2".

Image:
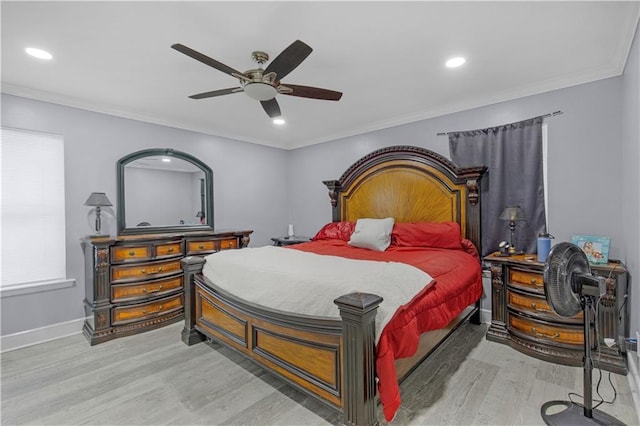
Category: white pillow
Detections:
[{"x1": 348, "y1": 217, "x2": 395, "y2": 251}]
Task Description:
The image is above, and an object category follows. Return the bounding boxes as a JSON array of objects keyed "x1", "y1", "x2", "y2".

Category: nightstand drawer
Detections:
[
  {"x1": 507, "y1": 289, "x2": 582, "y2": 323},
  {"x1": 156, "y1": 241, "x2": 183, "y2": 258},
  {"x1": 509, "y1": 268, "x2": 544, "y2": 293},
  {"x1": 508, "y1": 312, "x2": 583, "y2": 348},
  {"x1": 111, "y1": 259, "x2": 182, "y2": 283},
  {"x1": 112, "y1": 293, "x2": 183, "y2": 325},
  {"x1": 112, "y1": 245, "x2": 151, "y2": 262},
  {"x1": 111, "y1": 275, "x2": 183, "y2": 303}
]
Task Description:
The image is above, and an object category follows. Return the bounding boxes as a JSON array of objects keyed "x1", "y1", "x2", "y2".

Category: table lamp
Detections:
[
  {"x1": 499, "y1": 205, "x2": 527, "y2": 255},
  {"x1": 85, "y1": 192, "x2": 112, "y2": 235}
]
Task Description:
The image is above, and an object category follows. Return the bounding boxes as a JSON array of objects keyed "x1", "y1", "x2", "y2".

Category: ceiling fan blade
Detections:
[
  {"x1": 264, "y1": 40, "x2": 312, "y2": 80},
  {"x1": 261, "y1": 99, "x2": 281, "y2": 118},
  {"x1": 189, "y1": 87, "x2": 243, "y2": 99},
  {"x1": 280, "y1": 84, "x2": 342, "y2": 101},
  {"x1": 171, "y1": 43, "x2": 245, "y2": 78}
]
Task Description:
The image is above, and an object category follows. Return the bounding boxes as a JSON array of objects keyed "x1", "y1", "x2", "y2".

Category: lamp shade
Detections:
[
  {"x1": 499, "y1": 205, "x2": 527, "y2": 222},
  {"x1": 84, "y1": 192, "x2": 112, "y2": 207}
]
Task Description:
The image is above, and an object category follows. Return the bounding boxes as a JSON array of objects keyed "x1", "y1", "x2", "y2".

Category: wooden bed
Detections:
[{"x1": 180, "y1": 145, "x2": 486, "y2": 426}]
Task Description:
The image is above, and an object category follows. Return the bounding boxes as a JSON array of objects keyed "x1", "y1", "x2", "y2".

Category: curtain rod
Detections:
[{"x1": 436, "y1": 110, "x2": 563, "y2": 136}]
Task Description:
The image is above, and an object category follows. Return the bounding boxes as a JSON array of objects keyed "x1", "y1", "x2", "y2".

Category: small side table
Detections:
[{"x1": 271, "y1": 236, "x2": 311, "y2": 246}]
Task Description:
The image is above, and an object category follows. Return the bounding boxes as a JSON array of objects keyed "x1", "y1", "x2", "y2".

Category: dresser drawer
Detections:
[
  {"x1": 219, "y1": 238, "x2": 238, "y2": 250},
  {"x1": 112, "y1": 293, "x2": 183, "y2": 325},
  {"x1": 111, "y1": 245, "x2": 152, "y2": 262},
  {"x1": 508, "y1": 268, "x2": 544, "y2": 294},
  {"x1": 508, "y1": 312, "x2": 584, "y2": 348},
  {"x1": 111, "y1": 275, "x2": 183, "y2": 303},
  {"x1": 111, "y1": 259, "x2": 182, "y2": 283},
  {"x1": 507, "y1": 289, "x2": 582, "y2": 323},
  {"x1": 156, "y1": 241, "x2": 184, "y2": 258},
  {"x1": 187, "y1": 240, "x2": 216, "y2": 255}
]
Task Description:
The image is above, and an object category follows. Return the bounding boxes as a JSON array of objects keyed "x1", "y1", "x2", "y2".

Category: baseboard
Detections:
[
  {"x1": 0, "y1": 318, "x2": 84, "y2": 353},
  {"x1": 480, "y1": 308, "x2": 492, "y2": 325},
  {"x1": 628, "y1": 351, "x2": 640, "y2": 421}
]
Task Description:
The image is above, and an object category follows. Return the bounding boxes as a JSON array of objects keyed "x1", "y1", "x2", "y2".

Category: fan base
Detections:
[{"x1": 541, "y1": 400, "x2": 626, "y2": 426}]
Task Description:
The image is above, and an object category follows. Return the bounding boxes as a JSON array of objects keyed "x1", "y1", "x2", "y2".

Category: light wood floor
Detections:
[{"x1": 1, "y1": 321, "x2": 638, "y2": 425}]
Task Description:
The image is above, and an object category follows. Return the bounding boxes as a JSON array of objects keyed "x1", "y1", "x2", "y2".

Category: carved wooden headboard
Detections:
[{"x1": 323, "y1": 146, "x2": 487, "y2": 253}]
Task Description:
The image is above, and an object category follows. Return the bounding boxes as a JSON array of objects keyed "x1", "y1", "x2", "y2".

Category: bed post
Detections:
[
  {"x1": 322, "y1": 179, "x2": 341, "y2": 222},
  {"x1": 334, "y1": 292, "x2": 383, "y2": 426},
  {"x1": 181, "y1": 256, "x2": 206, "y2": 346}
]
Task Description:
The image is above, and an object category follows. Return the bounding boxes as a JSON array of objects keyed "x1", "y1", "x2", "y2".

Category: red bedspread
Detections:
[{"x1": 291, "y1": 239, "x2": 482, "y2": 421}]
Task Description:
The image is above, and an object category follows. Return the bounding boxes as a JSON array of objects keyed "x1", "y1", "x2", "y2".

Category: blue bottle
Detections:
[{"x1": 537, "y1": 232, "x2": 554, "y2": 262}]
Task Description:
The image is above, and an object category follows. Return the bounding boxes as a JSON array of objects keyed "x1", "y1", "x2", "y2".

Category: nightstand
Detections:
[
  {"x1": 271, "y1": 236, "x2": 311, "y2": 246},
  {"x1": 484, "y1": 252, "x2": 629, "y2": 374}
]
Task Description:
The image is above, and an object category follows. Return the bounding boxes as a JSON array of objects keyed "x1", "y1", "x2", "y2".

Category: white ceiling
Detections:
[{"x1": 2, "y1": 1, "x2": 639, "y2": 150}]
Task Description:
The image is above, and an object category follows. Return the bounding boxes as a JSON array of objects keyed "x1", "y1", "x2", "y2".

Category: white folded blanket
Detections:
[{"x1": 202, "y1": 246, "x2": 433, "y2": 342}]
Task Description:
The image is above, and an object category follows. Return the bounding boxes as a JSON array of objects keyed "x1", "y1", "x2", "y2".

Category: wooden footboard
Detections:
[
  {"x1": 181, "y1": 256, "x2": 382, "y2": 426},
  {"x1": 182, "y1": 256, "x2": 480, "y2": 426}
]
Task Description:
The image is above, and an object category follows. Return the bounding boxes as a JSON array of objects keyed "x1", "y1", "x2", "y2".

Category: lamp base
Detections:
[
  {"x1": 87, "y1": 233, "x2": 111, "y2": 239},
  {"x1": 496, "y1": 251, "x2": 525, "y2": 257}
]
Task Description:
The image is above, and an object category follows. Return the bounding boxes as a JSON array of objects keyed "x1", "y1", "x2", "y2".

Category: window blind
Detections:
[{"x1": 1, "y1": 127, "x2": 66, "y2": 287}]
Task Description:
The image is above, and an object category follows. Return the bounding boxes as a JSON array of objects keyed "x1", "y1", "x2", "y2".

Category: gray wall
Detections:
[
  {"x1": 289, "y1": 77, "x2": 625, "y2": 254},
  {"x1": 288, "y1": 77, "x2": 627, "y2": 316},
  {"x1": 1, "y1": 94, "x2": 289, "y2": 335},
  {"x1": 622, "y1": 22, "x2": 639, "y2": 351}
]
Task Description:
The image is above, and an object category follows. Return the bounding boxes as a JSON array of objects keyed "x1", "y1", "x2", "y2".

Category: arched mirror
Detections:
[{"x1": 117, "y1": 148, "x2": 213, "y2": 235}]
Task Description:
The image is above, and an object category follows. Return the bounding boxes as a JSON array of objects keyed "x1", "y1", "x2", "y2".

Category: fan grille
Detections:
[{"x1": 543, "y1": 242, "x2": 590, "y2": 317}]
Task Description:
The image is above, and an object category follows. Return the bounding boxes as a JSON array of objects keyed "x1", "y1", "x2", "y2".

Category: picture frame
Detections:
[{"x1": 571, "y1": 234, "x2": 610, "y2": 264}]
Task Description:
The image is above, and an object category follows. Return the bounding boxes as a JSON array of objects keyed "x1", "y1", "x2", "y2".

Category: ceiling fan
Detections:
[{"x1": 171, "y1": 40, "x2": 342, "y2": 119}]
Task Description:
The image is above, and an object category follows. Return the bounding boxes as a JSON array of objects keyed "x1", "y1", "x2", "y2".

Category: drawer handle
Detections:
[
  {"x1": 199, "y1": 244, "x2": 204, "y2": 249},
  {"x1": 530, "y1": 278, "x2": 539, "y2": 285},
  {"x1": 168, "y1": 247, "x2": 174, "y2": 253},
  {"x1": 143, "y1": 305, "x2": 163, "y2": 315},
  {"x1": 142, "y1": 285, "x2": 163, "y2": 294},
  {"x1": 531, "y1": 327, "x2": 559, "y2": 339},
  {"x1": 530, "y1": 303, "x2": 551, "y2": 313},
  {"x1": 140, "y1": 267, "x2": 163, "y2": 275},
  {"x1": 129, "y1": 250, "x2": 135, "y2": 256}
]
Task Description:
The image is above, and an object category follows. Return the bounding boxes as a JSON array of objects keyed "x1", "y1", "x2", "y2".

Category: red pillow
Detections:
[
  {"x1": 312, "y1": 221, "x2": 355, "y2": 241},
  {"x1": 391, "y1": 222, "x2": 463, "y2": 249}
]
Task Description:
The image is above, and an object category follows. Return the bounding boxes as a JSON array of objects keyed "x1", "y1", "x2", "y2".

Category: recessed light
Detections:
[
  {"x1": 273, "y1": 118, "x2": 285, "y2": 125},
  {"x1": 162, "y1": 158, "x2": 171, "y2": 163},
  {"x1": 445, "y1": 56, "x2": 465, "y2": 68},
  {"x1": 25, "y1": 47, "x2": 53, "y2": 60}
]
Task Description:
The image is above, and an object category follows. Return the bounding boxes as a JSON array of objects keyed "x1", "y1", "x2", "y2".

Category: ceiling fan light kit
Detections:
[
  {"x1": 243, "y1": 83, "x2": 277, "y2": 101},
  {"x1": 171, "y1": 40, "x2": 342, "y2": 119}
]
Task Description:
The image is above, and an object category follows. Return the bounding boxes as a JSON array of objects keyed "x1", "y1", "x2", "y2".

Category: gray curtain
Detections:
[{"x1": 449, "y1": 116, "x2": 546, "y2": 256}]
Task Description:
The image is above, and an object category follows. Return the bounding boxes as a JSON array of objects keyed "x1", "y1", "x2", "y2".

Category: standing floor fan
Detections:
[{"x1": 540, "y1": 242, "x2": 625, "y2": 425}]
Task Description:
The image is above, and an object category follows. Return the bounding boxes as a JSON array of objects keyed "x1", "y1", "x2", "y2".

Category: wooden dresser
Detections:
[
  {"x1": 485, "y1": 253, "x2": 629, "y2": 374},
  {"x1": 82, "y1": 229, "x2": 252, "y2": 345}
]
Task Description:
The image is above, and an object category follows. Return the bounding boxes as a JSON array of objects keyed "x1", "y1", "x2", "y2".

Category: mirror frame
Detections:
[{"x1": 117, "y1": 148, "x2": 214, "y2": 235}]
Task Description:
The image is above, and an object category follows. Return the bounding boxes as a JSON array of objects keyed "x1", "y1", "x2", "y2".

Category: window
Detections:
[{"x1": 1, "y1": 127, "x2": 70, "y2": 294}]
